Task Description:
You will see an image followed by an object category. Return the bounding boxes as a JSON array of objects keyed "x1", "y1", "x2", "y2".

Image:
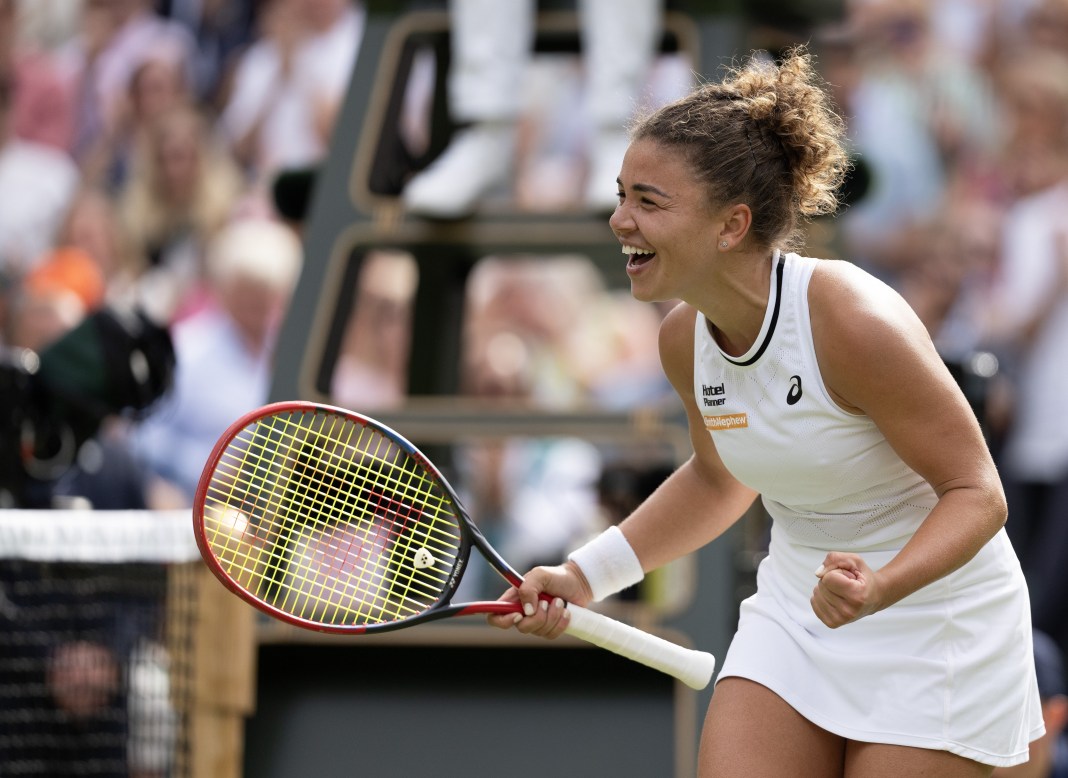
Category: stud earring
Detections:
[{"x1": 720, "y1": 241, "x2": 729, "y2": 248}]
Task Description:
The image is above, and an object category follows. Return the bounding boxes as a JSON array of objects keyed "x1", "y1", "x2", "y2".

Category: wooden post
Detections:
[{"x1": 185, "y1": 563, "x2": 257, "y2": 778}]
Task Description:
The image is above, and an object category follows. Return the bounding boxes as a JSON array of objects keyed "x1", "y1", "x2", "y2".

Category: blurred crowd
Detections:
[
  {"x1": 0, "y1": 0, "x2": 1067, "y2": 694},
  {"x1": 0, "y1": 0, "x2": 360, "y2": 511}
]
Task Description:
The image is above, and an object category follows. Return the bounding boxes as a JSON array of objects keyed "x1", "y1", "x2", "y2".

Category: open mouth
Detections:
[{"x1": 623, "y1": 245, "x2": 656, "y2": 269}]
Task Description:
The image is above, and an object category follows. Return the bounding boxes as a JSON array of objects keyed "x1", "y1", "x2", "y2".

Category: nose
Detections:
[{"x1": 608, "y1": 200, "x2": 632, "y2": 235}]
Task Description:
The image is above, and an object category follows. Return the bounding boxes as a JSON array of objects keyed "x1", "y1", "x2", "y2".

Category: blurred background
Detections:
[{"x1": 1, "y1": 0, "x2": 1067, "y2": 776}]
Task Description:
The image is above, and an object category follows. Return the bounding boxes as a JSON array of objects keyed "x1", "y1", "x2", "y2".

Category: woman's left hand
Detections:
[{"x1": 810, "y1": 551, "x2": 884, "y2": 628}]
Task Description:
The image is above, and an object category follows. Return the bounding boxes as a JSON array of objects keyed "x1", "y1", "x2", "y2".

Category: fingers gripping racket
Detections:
[{"x1": 193, "y1": 401, "x2": 715, "y2": 690}]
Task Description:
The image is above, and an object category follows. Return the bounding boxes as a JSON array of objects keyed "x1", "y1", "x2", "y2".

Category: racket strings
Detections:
[
  {"x1": 207, "y1": 448, "x2": 459, "y2": 615},
  {"x1": 259, "y1": 413, "x2": 458, "y2": 622},
  {"x1": 201, "y1": 409, "x2": 464, "y2": 627},
  {"x1": 207, "y1": 414, "x2": 455, "y2": 624}
]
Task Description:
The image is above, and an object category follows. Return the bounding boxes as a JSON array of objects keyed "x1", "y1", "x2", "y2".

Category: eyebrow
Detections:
[{"x1": 617, "y1": 178, "x2": 671, "y2": 199}]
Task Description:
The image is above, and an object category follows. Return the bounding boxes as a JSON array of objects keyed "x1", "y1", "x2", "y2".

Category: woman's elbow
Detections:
[{"x1": 985, "y1": 478, "x2": 1009, "y2": 533}]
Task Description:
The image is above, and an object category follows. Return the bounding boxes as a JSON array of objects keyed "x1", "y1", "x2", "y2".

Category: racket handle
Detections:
[{"x1": 564, "y1": 604, "x2": 716, "y2": 690}]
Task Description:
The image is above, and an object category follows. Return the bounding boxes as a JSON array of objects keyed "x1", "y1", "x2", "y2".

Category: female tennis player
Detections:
[{"x1": 489, "y1": 47, "x2": 1043, "y2": 776}]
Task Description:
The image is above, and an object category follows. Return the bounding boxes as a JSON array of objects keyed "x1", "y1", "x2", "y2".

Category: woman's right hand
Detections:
[{"x1": 486, "y1": 560, "x2": 594, "y2": 639}]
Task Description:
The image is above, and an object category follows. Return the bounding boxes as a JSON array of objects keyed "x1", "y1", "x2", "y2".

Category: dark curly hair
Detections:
[{"x1": 630, "y1": 46, "x2": 850, "y2": 250}]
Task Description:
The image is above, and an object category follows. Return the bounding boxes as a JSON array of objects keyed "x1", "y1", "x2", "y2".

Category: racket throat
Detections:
[{"x1": 445, "y1": 553, "x2": 469, "y2": 599}]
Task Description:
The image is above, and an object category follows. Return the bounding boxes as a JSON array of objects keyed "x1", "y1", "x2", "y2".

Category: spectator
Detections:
[
  {"x1": 81, "y1": 54, "x2": 193, "y2": 193},
  {"x1": 55, "y1": 187, "x2": 141, "y2": 291},
  {"x1": 132, "y1": 217, "x2": 302, "y2": 506},
  {"x1": 5, "y1": 248, "x2": 104, "y2": 353},
  {"x1": 58, "y1": 0, "x2": 195, "y2": 164},
  {"x1": 0, "y1": 0, "x2": 76, "y2": 151},
  {"x1": 116, "y1": 103, "x2": 245, "y2": 317},
  {"x1": 219, "y1": 0, "x2": 364, "y2": 185},
  {"x1": 63, "y1": 0, "x2": 196, "y2": 161},
  {"x1": 330, "y1": 250, "x2": 417, "y2": 410},
  {"x1": 991, "y1": 46, "x2": 1068, "y2": 200},
  {"x1": 1020, "y1": 0, "x2": 1068, "y2": 55},
  {"x1": 984, "y1": 47, "x2": 1068, "y2": 661},
  {"x1": 830, "y1": 0, "x2": 999, "y2": 285},
  {"x1": 0, "y1": 66, "x2": 80, "y2": 277},
  {"x1": 156, "y1": 0, "x2": 258, "y2": 108}
]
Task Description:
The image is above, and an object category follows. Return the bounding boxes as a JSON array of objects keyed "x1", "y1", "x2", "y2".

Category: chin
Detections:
[{"x1": 628, "y1": 284, "x2": 667, "y2": 304}]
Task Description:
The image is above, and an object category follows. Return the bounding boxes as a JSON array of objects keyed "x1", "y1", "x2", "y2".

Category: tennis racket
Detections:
[{"x1": 193, "y1": 401, "x2": 715, "y2": 690}]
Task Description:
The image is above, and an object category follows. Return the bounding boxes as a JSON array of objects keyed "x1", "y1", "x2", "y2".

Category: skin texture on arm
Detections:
[
  {"x1": 808, "y1": 260, "x2": 1008, "y2": 628},
  {"x1": 616, "y1": 302, "x2": 760, "y2": 571},
  {"x1": 487, "y1": 301, "x2": 759, "y2": 637}
]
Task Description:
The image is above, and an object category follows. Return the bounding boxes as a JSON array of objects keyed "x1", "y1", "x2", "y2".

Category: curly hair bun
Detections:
[
  {"x1": 728, "y1": 48, "x2": 849, "y2": 219},
  {"x1": 632, "y1": 46, "x2": 850, "y2": 249}
]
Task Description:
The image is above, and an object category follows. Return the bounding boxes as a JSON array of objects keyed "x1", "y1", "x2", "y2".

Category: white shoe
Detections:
[
  {"x1": 403, "y1": 123, "x2": 516, "y2": 218},
  {"x1": 584, "y1": 128, "x2": 631, "y2": 212}
]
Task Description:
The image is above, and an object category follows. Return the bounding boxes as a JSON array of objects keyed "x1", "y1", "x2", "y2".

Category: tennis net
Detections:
[{"x1": 0, "y1": 509, "x2": 251, "y2": 778}]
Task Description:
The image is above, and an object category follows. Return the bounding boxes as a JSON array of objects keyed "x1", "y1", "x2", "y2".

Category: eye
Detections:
[{"x1": 616, "y1": 190, "x2": 625, "y2": 202}]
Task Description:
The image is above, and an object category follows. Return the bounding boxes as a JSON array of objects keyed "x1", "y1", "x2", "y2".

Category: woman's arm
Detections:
[
  {"x1": 489, "y1": 303, "x2": 758, "y2": 636},
  {"x1": 808, "y1": 261, "x2": 1008, "y2": 628},
  {"x1": 615, "y1": 303, "x2": 760, "y2": 572}
]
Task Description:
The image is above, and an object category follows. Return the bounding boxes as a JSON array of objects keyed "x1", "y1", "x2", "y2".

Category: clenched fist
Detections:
[{"x1": 810, "y1": 551, "x2": 885, "y2": 628}]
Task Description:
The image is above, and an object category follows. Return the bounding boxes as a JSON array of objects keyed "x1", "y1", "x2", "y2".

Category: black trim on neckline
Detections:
[{"x1": 721, "y1": 254, "x2": 784, "y2": 367}]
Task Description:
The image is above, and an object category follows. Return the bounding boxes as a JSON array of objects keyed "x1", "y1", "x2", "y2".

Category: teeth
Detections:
[{"x1": 621, "y1": 245, "x2": 654, "y2": 255}]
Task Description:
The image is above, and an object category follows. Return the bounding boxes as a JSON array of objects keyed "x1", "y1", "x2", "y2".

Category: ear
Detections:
[{"x1": 716, "y1": 204, "x2": 753, "y2": 251}]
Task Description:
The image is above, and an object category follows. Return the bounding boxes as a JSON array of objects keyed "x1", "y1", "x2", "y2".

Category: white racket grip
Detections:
[{"x1": 564, "y1": 604, "x2": 716, "y2": 690}]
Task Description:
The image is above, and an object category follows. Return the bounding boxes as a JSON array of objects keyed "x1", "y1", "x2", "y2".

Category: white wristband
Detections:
[{"x1": 567, "y1": 525, "x2": 644, "y2": 602}]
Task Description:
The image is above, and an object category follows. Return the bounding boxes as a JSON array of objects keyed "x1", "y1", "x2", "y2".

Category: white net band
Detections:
[{"x1": 0, "y1": 510, "x2": 200, "y2": 562}]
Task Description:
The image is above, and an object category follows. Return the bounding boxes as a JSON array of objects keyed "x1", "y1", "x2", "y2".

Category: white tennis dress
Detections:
[{"x1": 697, "y1": 250, "x2": 1043, "y2": 767}]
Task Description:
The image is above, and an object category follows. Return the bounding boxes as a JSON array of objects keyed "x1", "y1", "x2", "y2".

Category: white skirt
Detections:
[{"x1": 717, "y1": 528, "x2": 1044, "y2": 767}]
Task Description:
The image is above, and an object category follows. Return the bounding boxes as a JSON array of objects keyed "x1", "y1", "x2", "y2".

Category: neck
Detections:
[{"x1": 699, "y1": 249, "x2": 776, "y2": 358}]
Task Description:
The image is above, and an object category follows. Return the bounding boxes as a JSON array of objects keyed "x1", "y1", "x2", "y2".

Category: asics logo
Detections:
[{"x1": 787, "y1": 375, "x2": 803, "y2": 405}]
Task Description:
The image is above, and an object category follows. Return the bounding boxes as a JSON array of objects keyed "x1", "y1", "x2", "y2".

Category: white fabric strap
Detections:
[{"x1": 567, "y1": 525, "x2": 644, "y2": 602}]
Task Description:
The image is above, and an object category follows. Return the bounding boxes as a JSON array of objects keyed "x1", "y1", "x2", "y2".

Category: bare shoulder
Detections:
[
  {"x1": 808, "y1": 259, "x2": 943, "y2": 413},
  {"x1": 807, "y1": 259, "x2": 1000, "y2": 509},
  {"x1": 809, "y1": 260, "x2": 922, "y2": 333},
  {"x1": 659, "y1": 301, "x2": 698, "y2": 353},
  {"x1": 658, "y1": 302, "x2": 698, "y2": 394}
]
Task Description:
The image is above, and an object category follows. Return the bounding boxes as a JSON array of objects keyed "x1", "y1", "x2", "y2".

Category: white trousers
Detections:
[{"x1": 447, "y1": 0, "x2": 663, "y2": 126}]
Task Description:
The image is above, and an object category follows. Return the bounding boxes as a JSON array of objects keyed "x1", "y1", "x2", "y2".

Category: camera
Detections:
[{"x1": 0, "y1": 306, "x2": 175, "y2": 508}]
